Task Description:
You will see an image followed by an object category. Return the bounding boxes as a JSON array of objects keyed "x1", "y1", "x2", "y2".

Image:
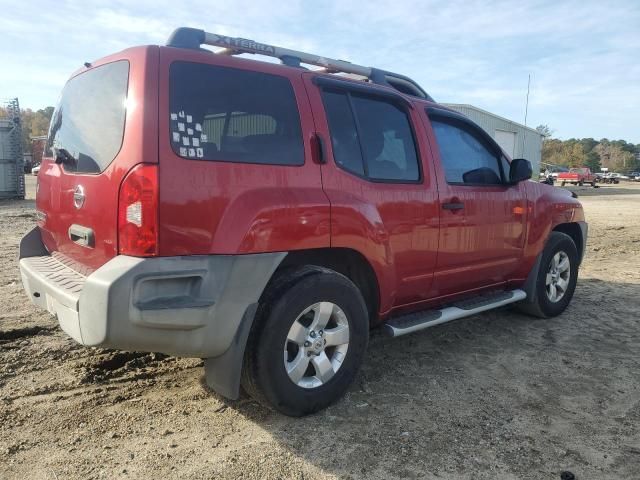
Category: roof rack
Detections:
[{"x1": 166, "y1": 27, "x2": 434, "y2": 101}]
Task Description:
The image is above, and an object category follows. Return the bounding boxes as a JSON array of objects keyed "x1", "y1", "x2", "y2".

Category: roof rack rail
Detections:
[{"x1": 166, "y1": 27, "x2": 434, "y2": 101}]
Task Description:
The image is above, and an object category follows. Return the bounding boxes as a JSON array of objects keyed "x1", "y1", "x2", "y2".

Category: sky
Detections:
[{"x1": 1, "y1": 0, "x2": 639, "y2": 143}]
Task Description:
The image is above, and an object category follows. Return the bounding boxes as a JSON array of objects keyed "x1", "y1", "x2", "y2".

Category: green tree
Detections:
[
  {"x1": 584, "y1": 150, "x2": 601, "y2": 172},
  {"x1": 18, "y1": 107, "x2": 54, "y2": 152},
  {"x1": 565, "y1": 143, "x2": 586, "y2": 168},
  {"x1": 536, "y1": 124, "x2": 552, "y2": 140}
]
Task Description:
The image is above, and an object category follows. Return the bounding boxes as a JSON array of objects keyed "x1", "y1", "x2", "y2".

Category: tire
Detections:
[
  {"x1": 561, "y1": 181, "x2": 566, "y2": 186},
  {"x1": 578, "y1": 181, "x2": 583, "y2": 186},
  {"x1": 518, "y1": 232, "x2": 579, "y2": 318},
  {"x1": 241, "y1": 266, "x2": 369, "y2": 416}
]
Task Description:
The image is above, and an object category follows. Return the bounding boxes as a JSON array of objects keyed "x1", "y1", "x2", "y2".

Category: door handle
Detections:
[
  {"x1": 313, "y1": 133, "x2": 327, "y2": 164},
  {"x1": 68, "y1": 224, "x2": 95, "y2": 248},
  {"x1": 442, "y1": 202, "x2": 464, "y2": 211}
]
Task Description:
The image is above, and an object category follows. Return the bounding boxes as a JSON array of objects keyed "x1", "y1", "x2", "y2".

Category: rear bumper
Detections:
[{"x1": 19, "y1": 227, "x2": 285, "y2": 358}]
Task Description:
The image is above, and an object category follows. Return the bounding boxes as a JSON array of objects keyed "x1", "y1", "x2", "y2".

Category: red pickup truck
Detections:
[
  {"x1": 19, "y1": 28, "x2": 587, "y2": 416},
  {"x1": 558, "y1": 167, "x2": 597, "y2": 187}
]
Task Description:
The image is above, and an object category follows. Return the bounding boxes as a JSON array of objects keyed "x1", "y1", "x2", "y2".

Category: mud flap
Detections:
[{"x1": 204, "y1": 303, "x2": 258, "y2": 400}]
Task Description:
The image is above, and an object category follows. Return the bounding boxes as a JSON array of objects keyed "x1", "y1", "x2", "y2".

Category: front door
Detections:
[{"x1": 422, "y1": 108, "x2": 527, "y2": 298}]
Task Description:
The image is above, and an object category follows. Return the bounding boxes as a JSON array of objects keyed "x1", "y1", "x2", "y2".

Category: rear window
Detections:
[
  {"x1": 169, "y1": 62, "x2": 304, "y2": 166},
  {"x1": 47, "y1": 61, "x2": 129, "y2": 174}
]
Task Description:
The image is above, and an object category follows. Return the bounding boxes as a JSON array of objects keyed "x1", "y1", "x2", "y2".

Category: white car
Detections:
[{"x1": 31, "y1": 165, "x2": 41, "y2": 176}]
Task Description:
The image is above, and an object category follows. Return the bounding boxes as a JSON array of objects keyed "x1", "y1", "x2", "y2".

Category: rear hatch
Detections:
[{"x1": 36, "y1": 47, "x2": 158, "y2": 271}]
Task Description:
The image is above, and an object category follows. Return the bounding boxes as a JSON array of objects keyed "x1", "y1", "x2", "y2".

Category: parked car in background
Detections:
[
  {"x1": 601, "y1": 172, "x2": 624, "y2": 184},
  {"x1": 31, "y1": 164, "x2": 41, "y2": 176},
  {"x1": 558, "y1": 167, "x2": 597, "y2": 187},
  {"x1": 18, "y1": 27, "x2": 588, "y2": 416},
  {"x1": 630, "y1": 172, "x2": 640, "y2": 182}
]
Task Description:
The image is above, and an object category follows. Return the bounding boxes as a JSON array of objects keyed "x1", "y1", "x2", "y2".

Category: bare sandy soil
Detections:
[{"x1": 1, "y1": 177, "x2": 639, "y2": 480}]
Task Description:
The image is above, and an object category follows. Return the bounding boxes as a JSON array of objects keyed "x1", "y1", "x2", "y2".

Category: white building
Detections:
[{"x1": 442, "y1": 103, "x2": 543, "y2": 174}]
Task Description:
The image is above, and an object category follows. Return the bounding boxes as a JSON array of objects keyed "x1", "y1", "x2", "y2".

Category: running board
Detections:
[{"x1": 384, "y1": 289, "x2": 527, "y2": 337}]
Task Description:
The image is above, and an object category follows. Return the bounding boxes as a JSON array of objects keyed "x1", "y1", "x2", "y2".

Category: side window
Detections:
[
  {"x1": 351, "y1": 95, "x2": 420, "y2": 181},
  {"x1": 169, "y1": 62, "x2": 304, "y2": 166},
  {"x1": 322, "y1": 91, "x2": 365, "y2": 176},
  {"x1": 321, "y1": 90, "x2": 420, "y2": 182},
  {"x1": 501, "y1": 156, "x2": 511, "y2": 181},
  {"x1": 430, "y1": 118, "x2": 503, "y2": 185}
]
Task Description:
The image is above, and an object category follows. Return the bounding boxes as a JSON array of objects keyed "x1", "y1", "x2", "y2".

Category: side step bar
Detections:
[{"x1": 384, "y1": 289, "x2": 527, "y2": 337}]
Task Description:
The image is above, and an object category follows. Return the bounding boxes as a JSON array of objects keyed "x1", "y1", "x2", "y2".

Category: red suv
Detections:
[{"x1": 19, "y1": 28, "x2": 587, "y2": 416}]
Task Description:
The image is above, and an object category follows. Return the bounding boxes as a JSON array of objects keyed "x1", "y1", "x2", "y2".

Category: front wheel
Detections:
[
  {"x1": 241, "y1": 266, "x2": 369, "y2": 416},
  {"x1": 518, "y1": 232, "x2": 579, "y2": 318}
]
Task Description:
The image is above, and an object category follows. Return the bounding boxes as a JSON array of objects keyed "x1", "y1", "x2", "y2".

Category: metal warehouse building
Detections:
[
  {"x1": 442, "y1": 104, "x2": 543, "y2": 174},
  {"x1": 0, "y1": 98, "x2": 24, "y2": 199}
]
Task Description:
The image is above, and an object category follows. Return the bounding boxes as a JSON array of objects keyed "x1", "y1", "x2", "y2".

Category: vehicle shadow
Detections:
[
  {"x1": 560, "y1": 183, "x2": 640, "y2": 197},
  {"x1": 223, "y1": 277, "x2": 640, "y2": 479}
]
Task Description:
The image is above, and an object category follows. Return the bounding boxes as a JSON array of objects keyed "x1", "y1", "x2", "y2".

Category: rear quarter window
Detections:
[
  {"x1": 47, "y1": 61, "x2": 129, "y2": 174},
  {"x1": 169, "y1": 62, "x2": 304, "y2": 166}
]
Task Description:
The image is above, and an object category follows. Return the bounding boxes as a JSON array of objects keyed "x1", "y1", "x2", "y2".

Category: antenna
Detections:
[{"x1": 521, "y1": 74, "x2": 531, "y2": 155}]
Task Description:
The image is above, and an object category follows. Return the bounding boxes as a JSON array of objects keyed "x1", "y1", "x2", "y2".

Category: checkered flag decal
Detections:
[{"x1": 170, "y1": 110, "x2": 206, "y2": 158}]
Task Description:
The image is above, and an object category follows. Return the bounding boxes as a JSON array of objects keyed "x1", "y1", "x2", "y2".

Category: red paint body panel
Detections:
[
  {"x1": 156, "y1": 48, "x2": 330, "y2": 255},
  {"x1": 35, "y1": 43, "x2": 586, "y2": 321},
  {"x1": 36, "y1": 46, "x2": 159, "y2": 271},
  {"x1": 303, "y1": 74, "x2": 440, "y2": 314},
  {"x1": 418, "y1": 107, "x2": 528, "y2": 297}
]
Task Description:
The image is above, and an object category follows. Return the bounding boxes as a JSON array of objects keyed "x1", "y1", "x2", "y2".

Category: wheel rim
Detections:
[
  {"x1": 545, "y1": 250, "x2": 571, "y2": 303},
  {"x1": 284, "y1": 301, "x2": 350, "y2": 389}
]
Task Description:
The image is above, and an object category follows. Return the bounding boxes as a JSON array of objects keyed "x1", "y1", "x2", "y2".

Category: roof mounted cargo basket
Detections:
[{"x1": 166, "y1": 27, "x2": 433, "y2": 101}]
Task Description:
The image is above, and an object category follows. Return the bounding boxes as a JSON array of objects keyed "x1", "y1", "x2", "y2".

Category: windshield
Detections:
[{"x1": 47, "y1": 60, "x2": 129, "y2": 174}]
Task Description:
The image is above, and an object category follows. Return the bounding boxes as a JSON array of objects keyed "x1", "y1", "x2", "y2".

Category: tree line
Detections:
[
  {"x1": 536, "y1": 125, "x2": 640, "y2": 173},
  {"x1": 3, "y1": 107, "x2": 639, "y2": 174},
  {"x1": 0, "y1": 105, "x2": 54, "y2": 153}
]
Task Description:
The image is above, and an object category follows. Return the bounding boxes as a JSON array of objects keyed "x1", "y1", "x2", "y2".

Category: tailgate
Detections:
[{"x1": 36, "y1": 47, "x2": 159, "y2": 271}]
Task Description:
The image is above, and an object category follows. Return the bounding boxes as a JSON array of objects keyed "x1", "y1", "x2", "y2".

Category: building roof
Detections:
[{"x1": 441, "y1": 103, "x2": 542, "y2": 136}]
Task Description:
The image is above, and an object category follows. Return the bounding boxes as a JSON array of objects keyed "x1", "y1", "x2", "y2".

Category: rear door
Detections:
[
  {"x1": 422, "y1": 108, "x2": 527, "y2": 298},
  {"x1": 36, "y1": 47, "x2": 159, "y2": 271},
  {"x1": 304, "y1": 75, "x2": 440, "y2": 312}
]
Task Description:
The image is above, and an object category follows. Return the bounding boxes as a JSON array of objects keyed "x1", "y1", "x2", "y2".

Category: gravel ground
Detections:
[{"x1": 1, "y1": 177, "x2": 639, "y2": 480}]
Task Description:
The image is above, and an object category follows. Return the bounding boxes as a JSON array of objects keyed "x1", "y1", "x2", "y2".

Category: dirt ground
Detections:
[{"x1": 1, "y1": 176, "x2": 639, "y2": 480}]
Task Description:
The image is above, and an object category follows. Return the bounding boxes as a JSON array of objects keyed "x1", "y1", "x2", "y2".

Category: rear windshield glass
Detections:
[
  {"x1": 47, "y1": 61, "x2": 129, "y2": 174},
  {"x1": 169, "y1": 62, "x2": 304, "y2": 166}
]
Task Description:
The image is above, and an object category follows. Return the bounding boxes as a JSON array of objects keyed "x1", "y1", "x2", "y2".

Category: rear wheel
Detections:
[
  {"x1": 241, "y1": 266, "x2": 369, "y2": 416},
  {"x1": 518, "y1": 232, "x2": 579, "y2": 318}
]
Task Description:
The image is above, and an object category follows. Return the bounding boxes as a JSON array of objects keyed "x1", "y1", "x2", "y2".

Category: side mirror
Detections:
[{"x1": 509, "y1": 158, "x2": 532, "y2": 184}]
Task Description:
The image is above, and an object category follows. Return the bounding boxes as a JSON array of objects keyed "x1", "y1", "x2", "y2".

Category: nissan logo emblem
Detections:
[{"x1": 73, "y1": 185, "x2": 86, "y2": 209}]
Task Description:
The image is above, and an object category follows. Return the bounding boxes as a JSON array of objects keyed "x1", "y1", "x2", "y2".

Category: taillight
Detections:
[{"x1": 118, "y1": 164, "x2": 158, "y2": 256}]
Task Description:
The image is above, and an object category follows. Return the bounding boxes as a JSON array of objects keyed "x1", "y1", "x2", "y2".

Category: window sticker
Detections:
[
  {"x1": 188, "y1": 148, "x2": 196, "y2": 157},
  {"x1": 196, "y1": 148, "x2": 204, "y2": 158},
  {"x1": 170, "y1": 113, "x2": 178, "y2": 120},
  {"x1": 187, "y1": 128, "x2": 193, "y2": 135},
  {"x1": 182, "y1": 137, "x2": 190, "y2": 146},
  {"x1": 172, "y1": 132, "x2": 180, "y2": 142},
  {"x1": 178, "y1": 123, "x2": 185, "y2": 132},
  {"x1": 195, "y1": 123, "x2": 202, "y2": 132},
  {"x1": 192, "y1": 137, "x2": 200, "y2": 147},
  {"x1": 178, "y1": 111, "x2": 185, "y2": 119},
  {"x1": 201, "y1": 133, "x2": 207, "y2": 142},
  {"x1": 179, "y1": 147, "x2": 187, "y2": 156},
  {"x1": 186, "y1": 115, "x2": 193, "y2": 123}
]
